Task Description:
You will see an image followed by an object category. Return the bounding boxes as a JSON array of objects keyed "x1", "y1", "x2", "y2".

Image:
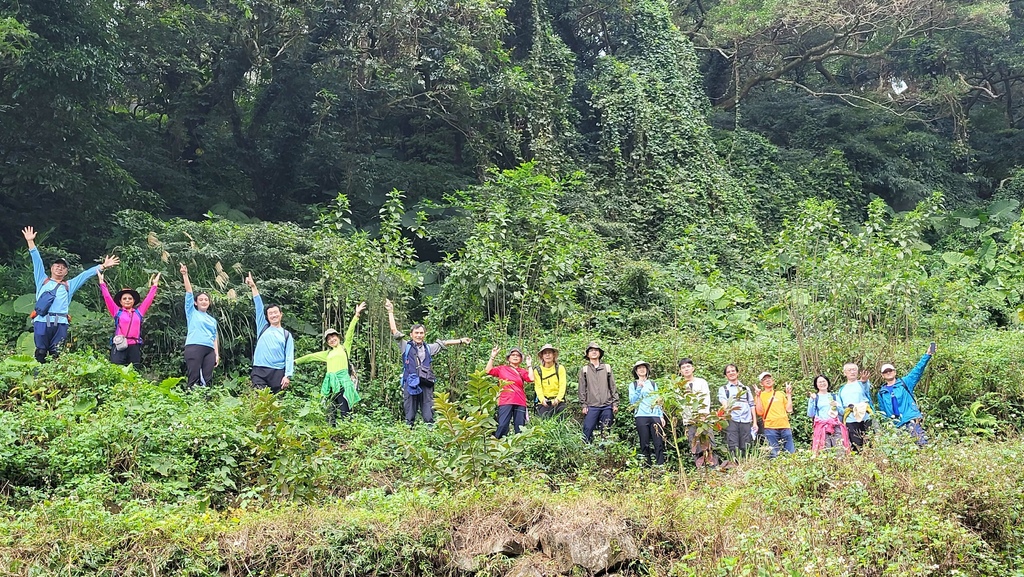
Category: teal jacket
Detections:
[{"x1": 877, "y1": 354, "x2": 932, "y2": 427}]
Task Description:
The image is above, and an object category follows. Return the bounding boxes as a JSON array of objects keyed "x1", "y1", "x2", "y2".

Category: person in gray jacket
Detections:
[{"x1": 579, "y1": 342, "x2": 618, "y2": 442}]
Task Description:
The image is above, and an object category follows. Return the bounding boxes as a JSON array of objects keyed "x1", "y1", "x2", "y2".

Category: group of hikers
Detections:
[
  {"x1": 21, "y1": 225, "x2": 936, "y2": 460},
  {"x1": 475, "y1": 340, "x2": 936, "y2": 467}
]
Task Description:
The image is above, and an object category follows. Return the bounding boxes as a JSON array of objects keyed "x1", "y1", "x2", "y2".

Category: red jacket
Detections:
[{"x1": 488, "y1": 365, "x2": 532, "y2": 406}]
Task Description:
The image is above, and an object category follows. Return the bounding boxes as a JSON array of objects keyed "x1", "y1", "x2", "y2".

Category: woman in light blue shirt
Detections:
[
  {"x1": 629, "y1": 361, "x2": 665, "y2": 466},
  {"x1": 180, "y1": 263, "x2": 219, "y2": 388}
]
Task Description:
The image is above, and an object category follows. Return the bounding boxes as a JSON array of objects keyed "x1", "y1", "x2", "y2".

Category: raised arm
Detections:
[
  {"x1": 904, "y1": 348, "x2": 934, "y2": 391},
  {"x1": 180, "y1": 263, "x2": 193, "y2": 294},
  {"x1": 246, "y1": 273, "x2": 267, "y2": 335},
  {"x1": 485, "y1": 345, "x2": 500, "y2": 373},
  {"x1": 138, "y1": 273, "x2": 160, "y2": 315},
  {"x1": 22, "y1": 227, "x2": 46, "y2": 289},
  {"x1": 753, "y1": 384, "x2": 765, "y2": 416},
  {"x1": 68, "y1": 255, "x2": 115, "y2": 295},
  {"x1": 442, "y1": 337, "x2": 472, "y2": 346},
  {"x1": 296, "y1": 350, "x2": 330, "y2": 365},
  {"x1": 344, "y1": 302, "x2": 366, "y2": 355},
  {"x1": 98, "y1": 272, "x2": 118, "y2": 316},
  {"x1": 22, "y1": 226, "x2": 36, "y2": 251},
  {"x1": 784, "y1": 383, "x2": 793, "y2": 413},
  {"x1": 384, "y1": 299, "x2": 400, "y2": 336},
  {"x1": 245, "y1": 272, "x2": 259, "y2": 297}
]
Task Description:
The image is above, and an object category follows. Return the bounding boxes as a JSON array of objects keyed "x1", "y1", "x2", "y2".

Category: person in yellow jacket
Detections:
[
  {"x1": 296, "y1": 302, "x2": 366, "y2": 425},
  {"x1": 533, "y1": 343, "x2": 567, "y2": 418}
]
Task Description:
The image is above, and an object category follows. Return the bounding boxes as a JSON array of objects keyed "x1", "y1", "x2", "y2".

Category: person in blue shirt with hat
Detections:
[
  {"x1": 877, "y1": 343, "x2": 936, "y2": 446},
  {"x1": 22, "y1": 226, "x2": 119, "y2": 363}
]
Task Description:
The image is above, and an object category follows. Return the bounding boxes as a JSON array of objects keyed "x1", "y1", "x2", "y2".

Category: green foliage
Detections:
[
  {"x1": 406, "y1": 371, "x2": 540, "y2": 488},
  {"x1": 430, "y1": 163, "x2": 600, "y2": 333}
]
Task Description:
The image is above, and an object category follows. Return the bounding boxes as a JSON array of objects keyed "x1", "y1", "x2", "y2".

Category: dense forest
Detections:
[{"x1": 3, "y1": 0, "x2": 1024, "y2": 575}]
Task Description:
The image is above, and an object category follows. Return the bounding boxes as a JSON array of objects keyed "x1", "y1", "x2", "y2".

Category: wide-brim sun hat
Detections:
[
  {"x1": 537, "y1": 343, "x2": 559, "y2": 357},
  {"x1": 323, "y1": 328, "x2": 341, "y2": 342},
  {"x1": 114, "y1": 288, "x2": 141, "y2": 307},
  {"x1": 631, "y1": 360, "x2": 652, "y2": 379},
  {"x1": 583, "y1": 341, "x2": 604, "y2": 359},
  {"x1": 506, "y1": 347, "x2": 524, "y2": 360}
]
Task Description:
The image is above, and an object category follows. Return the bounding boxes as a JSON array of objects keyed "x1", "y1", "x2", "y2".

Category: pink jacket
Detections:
[{"x1": 100, "y1": 283, "x2": 158, "y2": 344}]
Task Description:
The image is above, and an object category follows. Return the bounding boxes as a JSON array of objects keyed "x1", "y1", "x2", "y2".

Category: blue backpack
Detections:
[{"x1": 32, "y1": 278, "x2": 69, "y2": 318}]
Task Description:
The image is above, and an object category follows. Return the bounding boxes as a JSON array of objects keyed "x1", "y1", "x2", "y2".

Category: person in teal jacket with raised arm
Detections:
[
  {"x1": 23, "y1": 226, "x2": 119, "y2": 363},
  {"x1": 296, "y1": 302, "x2": 366, "y2": 425},
  {"x1": 877, "y1": 342, "x2": 936, "y2": 446}
]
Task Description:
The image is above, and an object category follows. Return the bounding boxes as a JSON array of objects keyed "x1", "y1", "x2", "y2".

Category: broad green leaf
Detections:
[
  {"x1": 13, "y1": 293, "x2": 35, "y2": 315},
  {"x1": 942, "y1": 252, "x2": 972, "y2": 266}
]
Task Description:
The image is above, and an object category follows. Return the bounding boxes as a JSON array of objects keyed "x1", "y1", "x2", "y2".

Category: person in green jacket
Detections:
[{"x1": 296, "y1": 302, "x2": 366, "y2": 425}]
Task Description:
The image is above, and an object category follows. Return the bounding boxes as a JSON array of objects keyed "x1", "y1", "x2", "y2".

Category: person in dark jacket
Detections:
[{"x1": 578, "y1": 342, "x2": 618, "y2": 442}]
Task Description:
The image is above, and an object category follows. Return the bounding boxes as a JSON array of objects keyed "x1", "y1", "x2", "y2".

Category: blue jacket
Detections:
[{"x1": 877, "y1": 354, "x2": 932, "y2": 427}]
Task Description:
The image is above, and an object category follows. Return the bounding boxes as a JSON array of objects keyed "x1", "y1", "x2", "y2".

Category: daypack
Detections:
[
  {"x1": 32, "y1": 278, "x2": 70, "y2": 318},
  {"x1": 258, "y1": 324, "x2": 293, "y2": 349},
  {"x1": 813, "y1": 393, "x2": 840, "y2": 419},
  {"x1": 534, "y1": 362, "x2": 561, "y2": 396},
  {"x1": 401, "y1": 341, "x2": 433, "y2": 394},
  {"x1": 880, "y1": 378, "x2": 918, "y2": 421}
]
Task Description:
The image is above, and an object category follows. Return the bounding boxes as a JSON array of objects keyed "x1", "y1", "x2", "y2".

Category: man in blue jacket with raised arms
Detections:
[
  {"x1": 877, "y1": 342, "x2": 935, "y2": 446},
  {"x1": 22, "y1": 226, "x2": 119, "y2": 363},
  {"x1": 245, "y1": 272, "x2": 294, "y2": 393}
]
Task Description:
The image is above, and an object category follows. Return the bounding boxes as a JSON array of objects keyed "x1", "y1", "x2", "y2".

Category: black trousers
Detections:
[
  {"x1": 183, "y1": 344, "x2": 216, "y2": 388},
  {"x1": 110, "y1": 344, "x2": 142, "y2": 370},
  {"x1": 403, "y1": 380, "x2": 435, "y2": 426},
  {"x1": 536, "y1": 402, "x2": 566, "y2": 418},
  {"x1": 847, "y1": 420, "x2": 870, "y2": 451},
  {"x1": 327, "y1": 393, "x2": 351, "y2": 426},
  {"x1": 724, "y1": 420, "x2": 754, "y2": 460},
  {"x1": 251, "y1": 366, "x2": 286, "y2": 393},
  {"x1": 635, "y1": 417, "x2": 666, "y2": 466}
]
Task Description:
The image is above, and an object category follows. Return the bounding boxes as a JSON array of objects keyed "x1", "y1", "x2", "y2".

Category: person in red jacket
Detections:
[{"x1": 485, "y1": 345, "x2": 534, "y2": 438}]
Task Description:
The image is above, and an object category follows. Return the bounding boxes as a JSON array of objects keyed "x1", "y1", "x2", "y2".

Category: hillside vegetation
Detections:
[
  {"x1": 5, "y1": 0, "x2": 1024, "y2": 574},
  {"x1": 1, "y1": 348, "x2": 1023, "y2": 576}
]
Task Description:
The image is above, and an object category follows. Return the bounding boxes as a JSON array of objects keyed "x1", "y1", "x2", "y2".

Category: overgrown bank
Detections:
[
  {"x1": 3, "y1": 437, "x2": 1023, "y2": 576},
  {"x1": 2, "y1": 337, "x2": 1024, "y2": 576}
]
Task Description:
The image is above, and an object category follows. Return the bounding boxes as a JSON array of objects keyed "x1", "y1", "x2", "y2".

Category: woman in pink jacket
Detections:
[{"x1": 98, "y1": 271, "x2": 160, "y2": 369}]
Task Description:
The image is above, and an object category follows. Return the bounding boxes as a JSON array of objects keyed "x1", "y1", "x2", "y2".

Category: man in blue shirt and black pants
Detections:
[{"x1": 245, "y1": 273, "x2": 294, "y2": 393}]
